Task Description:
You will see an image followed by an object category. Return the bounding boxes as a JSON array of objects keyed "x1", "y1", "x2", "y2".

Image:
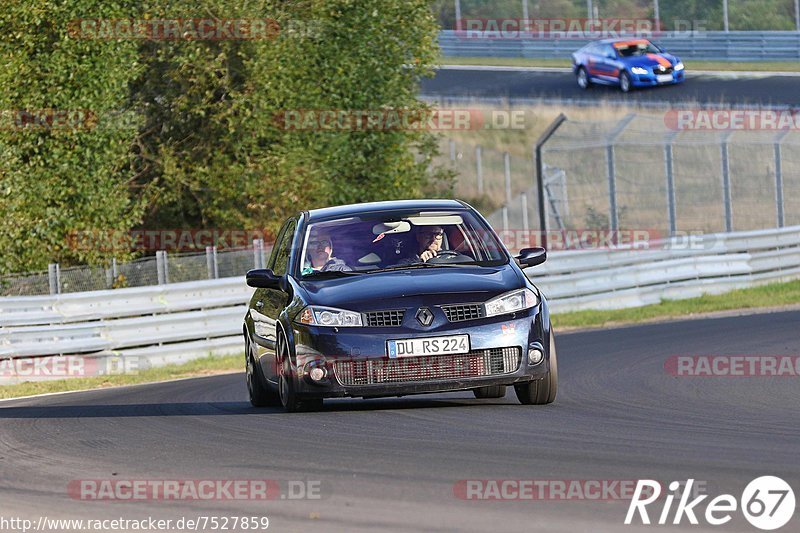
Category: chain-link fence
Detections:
[
  {"x1": 443, "y1": 112, "x2": 800, "y2": 241},
  {"x1": 540, "y1": 114, "x2": 800, "y2": 234},
  {"x1": 0, "y1": 242, "x2": 271, "y2": 297}
]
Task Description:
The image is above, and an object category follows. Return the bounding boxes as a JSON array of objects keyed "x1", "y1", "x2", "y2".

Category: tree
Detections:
[{"x1": 0, "y1": 0, "x2": 145, "y2": 273}]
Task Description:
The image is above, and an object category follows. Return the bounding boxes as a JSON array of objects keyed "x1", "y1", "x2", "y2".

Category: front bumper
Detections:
[
  {"x1": 631, "y1": 69, "x2": 685, "y2": 87},
  {"x1": 288, "y1": 307, "x2": 550, "y2": 399}
]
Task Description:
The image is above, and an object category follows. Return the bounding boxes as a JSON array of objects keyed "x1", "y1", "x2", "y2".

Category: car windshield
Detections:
[
  {"x1": 299, "y1": 210, "x2": 507, "y2": 277},
  {"x1": 614, "y1": 40, "x2": 661, "y2": 57}
]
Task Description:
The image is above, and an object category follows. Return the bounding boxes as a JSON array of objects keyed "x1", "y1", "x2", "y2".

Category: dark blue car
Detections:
[
  {"x1": 572, "y1": 38, "x2": 685, "y2": 92},
  {"x1": 243, "y1": 199, "x2": 557, "y2": 411}
]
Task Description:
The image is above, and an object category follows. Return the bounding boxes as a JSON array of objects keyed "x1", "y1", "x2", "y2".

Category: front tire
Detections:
[
  {"x1": 619, "y1": 71, "x2": 632, "y2": 93},
  {"x1": 473, "y1": 385, "x2": 507, "y2": 399},
  {"x1": 514, "y1": 331, "x2": 558, "y2": 405},
  {"x1": 576, "y1": 67, "x2": 591, "y2": 90},
  {"x1": 277, "y1": 332, "x2": 322, "y2": 413},
  {"x1": 246, "y1": 335, "x2": 280, "y2": 407}
]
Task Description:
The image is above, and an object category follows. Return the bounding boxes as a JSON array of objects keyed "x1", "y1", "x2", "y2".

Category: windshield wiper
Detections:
[
  {"x1": 367, "y1": 263, "x2": 458, "y2": 274},
  {"x1": 301, "y1": 270, "x2": 362, "y2": 279}
]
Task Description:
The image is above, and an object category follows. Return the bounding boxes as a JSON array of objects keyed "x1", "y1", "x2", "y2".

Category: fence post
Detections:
[
  {"x1": 206, "y1": 246, "x2": 219, "y2": 279},
  {"x1": 156, "y1": 251, "x2": 168, "y2": 285},
  {"x1": 503, "y1": 152, "x2": 512, "y2": 208},
  {"x1": 105, "y1": 258, "x2": 118, "y2": 289},
  {"x1": 606, "y1": 114, "x2": 636, "y2": 232},
  {"x1": 774, "y1": 130, "x2": 789, "y2": 228},
  {"x1": 475, "y1": 145, "x2": 484, "y2": 195},
  {"x1": 253, "y1": 239, "x2": 264, "y2": 269},
  {"x1": 502, "y1": 206, "x2": 509, "y2": 234},
  {"x1": 535, "y1": 113, "x2": 568, "y2": 248},
  {"x1": 48, "y1": 263, "x2": 61, "y2": 295},
  {"x1": 664, "y1": 132, "x2": 678, "y2": 236},
  {"x1": 521, "y1": 192, "x2": 529, "y2": 233},
  {"x1": 454, "y1": 0, "x2": 462, "y2": 31},
  {"x1": 720, "y1": 132, "x2": 733, "y2": 232}
]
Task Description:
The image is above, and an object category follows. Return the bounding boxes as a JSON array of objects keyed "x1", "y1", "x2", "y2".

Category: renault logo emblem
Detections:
[{"x1": 415, "y1": 307, "x2": 434, "y2": 326}]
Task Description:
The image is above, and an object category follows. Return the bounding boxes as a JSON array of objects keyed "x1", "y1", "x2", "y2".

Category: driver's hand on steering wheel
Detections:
[{"x1": 420, "y1": 249, "x2": 438, "y2": 262}]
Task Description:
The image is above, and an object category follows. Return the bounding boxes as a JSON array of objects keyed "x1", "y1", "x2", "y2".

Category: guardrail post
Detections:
[
  {"x1": 156, "y1": 251, "x2": 169, "y2": 285},
  {"x1": 206, "y1": 246, "x2": 219, "y2": 279},
  {"x1": 664, "y1": 132, "x2": 678, "y2": 236},
  {"x1": 720, "y1": 132, "x2": 733, "y2": 232},
  {"x1": 503, "y1": 152, "x2": 512, "y2": 208},
  {"x1": 774, "y1": 130, "x2": 789, "y2": 228},
  {"x1": 535, "y1": 113, "x2": 568, "y2": 248},
  {"x1": 475, "y1": 145, "x2": 484, "y2": 195},
  {"x1": 48, "y1": 263, "x2": 61, "y2": 295}
]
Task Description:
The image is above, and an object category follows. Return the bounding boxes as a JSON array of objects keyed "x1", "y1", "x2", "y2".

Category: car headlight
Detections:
[
  {"x1": 297, "y1": 306, "x2": 363, "y2": 327},
  {"x1": 631, "y1": 67, "x2": 649, "y2": 75},
  {"x1": 484, "y1": 288, "x2": 539, "y2": 318},
  {"x1": 674, "y1": 62, "x2": 685, "y2": 71}
]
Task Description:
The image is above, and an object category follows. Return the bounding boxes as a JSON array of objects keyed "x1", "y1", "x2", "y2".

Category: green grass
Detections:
[
  {"x1": 0, "y1": 354, "x2": 242, "y2": 400},
  {"x1": 441, "y1": 56, "x2": 800, "y2": 72},
  {"x1": 552, "y1": 279, "x2": 800, "y2": 330}
]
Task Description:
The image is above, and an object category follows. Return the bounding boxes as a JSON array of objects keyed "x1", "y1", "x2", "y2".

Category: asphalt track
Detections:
[
  {"x1": 422, "y1": 67, "x2": 800, "y2": 107},
  {"x1": 1, "y1": 310, "x2": 798, "y2": 532}
]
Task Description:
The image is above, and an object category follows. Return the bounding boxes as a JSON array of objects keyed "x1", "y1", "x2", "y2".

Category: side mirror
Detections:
[
  {"x1": 515, "y1": 247, "x2": 547, "y2": 267},
  {"x1": 246, "y1": 268, "x2": 282, "y2": 289}
]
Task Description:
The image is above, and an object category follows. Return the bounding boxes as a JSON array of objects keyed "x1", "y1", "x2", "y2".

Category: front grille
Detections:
[
  {"x1": 653, "y1": 66, "x2": 674, "y2": 75},
  {"x1": 441, "y1": 303, "x2": 485, "y2": 322},
  {"x1": 364, "y1": 310, "x2": 405, "y2": 327},
  {"x1": 333, "y1": 347, "x2": 521, "y2": 386}
]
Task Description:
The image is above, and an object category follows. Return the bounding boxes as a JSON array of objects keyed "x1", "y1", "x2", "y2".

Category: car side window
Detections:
[
  {"x1": 604, "y1": 45, "x2": 617, "y2": 59},
  {"x1": 271, "y1": 219, "x2": 297, "y2": 277}
]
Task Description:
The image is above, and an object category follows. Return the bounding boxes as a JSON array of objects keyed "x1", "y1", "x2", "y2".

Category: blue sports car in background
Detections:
[{"x1": 572, "y1": 38, "x2": 685, "y2": 92}]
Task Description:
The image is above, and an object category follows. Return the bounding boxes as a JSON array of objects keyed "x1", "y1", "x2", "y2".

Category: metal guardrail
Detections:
[
  {"x1": 532, "y1": 226, "x2": 800, "y2": 311},
  {"x1": 1, "y1": 226, "x2": 799, "y2": 384},
  {"x1": 439, "y1": 30, "x2": 800, "y2": 61}
]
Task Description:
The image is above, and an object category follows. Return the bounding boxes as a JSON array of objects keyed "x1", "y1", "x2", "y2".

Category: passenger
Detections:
[{"x1": 303, "y1": 228, "x2": 352, "y2": 273}]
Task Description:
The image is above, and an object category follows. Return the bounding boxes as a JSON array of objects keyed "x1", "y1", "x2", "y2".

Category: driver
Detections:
[
  {"x1": 302, "y1": 228, "x2": 352, "y2": 274},
  {"x1": 408, "y1": 225, "x2": 444, "y2": 263}
]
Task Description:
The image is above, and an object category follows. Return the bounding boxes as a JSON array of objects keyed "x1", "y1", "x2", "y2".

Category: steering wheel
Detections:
[{"x1": 428, "y1": 250, "x2": 471, "y2": 264}]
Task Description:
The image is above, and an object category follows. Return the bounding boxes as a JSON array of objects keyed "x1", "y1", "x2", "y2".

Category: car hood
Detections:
[
  {"x1": 297, "y1": 265, "x2": 523, "y2": 310},
  {"x1": 620, "y1": 53, "x2": 679, "y2": 68}
]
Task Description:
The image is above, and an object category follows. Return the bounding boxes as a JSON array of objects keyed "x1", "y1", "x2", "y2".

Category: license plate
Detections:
[
  {"x1": 657, "y1": 74, "x2": 673, "y2": 83},
  {"x1": 387, "y1": 335, "x2": 470, "y2": 359}
]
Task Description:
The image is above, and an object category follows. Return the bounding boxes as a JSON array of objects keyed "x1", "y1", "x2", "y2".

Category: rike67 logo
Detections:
[{"x1": 626, "y1": 477, "x2": 796, "y2": 530}]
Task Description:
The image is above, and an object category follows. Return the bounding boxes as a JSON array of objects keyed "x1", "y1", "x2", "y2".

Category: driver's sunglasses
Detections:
[{"x1": 309, "y1": 239, "x2": 332, "y2": 248}]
